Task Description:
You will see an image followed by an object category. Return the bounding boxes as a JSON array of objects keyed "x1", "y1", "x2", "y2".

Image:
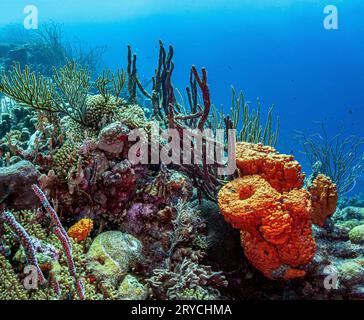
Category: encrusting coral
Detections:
[
  {"x1": 0, "y1": 254, "x2": 28, "y2": 300},
  {"x1": 218, "y1": 142, "x2": 338, "y2": 280}
]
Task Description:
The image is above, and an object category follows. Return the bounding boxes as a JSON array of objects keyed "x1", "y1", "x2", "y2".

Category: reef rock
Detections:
[
  {"x1": 97, "y1": 122, "x2": 130, "y2": 154},
  {"x1": 337, "y1": 259, "x2": 364, "y2": 287},
  {"x1": 86, "y1": 231, "x2": 142, "y2": 285},
  {"x1": 0, "y1": 160, "x2": 40, "y2": 210},
  {"x1": 339, "y1": 206, "x2": 364, "y2": 221},
  {"x1": 335, "y1": 219, "x2": 364, "y2": 232},
  {"x1": 118, "y1": 274, "x2": 148, "y2": 300},
  {"x1": 349, "y1": 225, "x2": 364, "y2": 244}
]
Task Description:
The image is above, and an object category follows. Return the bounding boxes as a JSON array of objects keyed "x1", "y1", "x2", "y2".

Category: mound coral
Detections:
[
  {"x1": 67, "y1": 218, "x2": 94, "y2": 243},
  {"x1": 218, "y1": 142, "x2": 323, "y2": 280}
]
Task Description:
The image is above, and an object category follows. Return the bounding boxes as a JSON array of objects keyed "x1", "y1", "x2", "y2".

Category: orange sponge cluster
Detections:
[
  {"x1": 218, "y1": 142, "x2": 316, "y2": 280},
  {"x1": 67, "y1": 218, "x2": 94, "y2": 243}
]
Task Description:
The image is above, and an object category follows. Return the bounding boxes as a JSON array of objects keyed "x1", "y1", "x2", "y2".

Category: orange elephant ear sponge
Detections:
[
  {"x1": 308, "y1": 174, "x2": 338, "y2": 226},
  {"x1": 218, "y1": 142, "x2": 316, "y2": 280},
  {"x1": 67, "y1": 218, "x2": 94, "y2": 243}
]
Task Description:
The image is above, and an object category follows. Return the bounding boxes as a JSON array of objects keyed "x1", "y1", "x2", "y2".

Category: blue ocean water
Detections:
[{"x1": 1, "y1": 0, "x2": 363, "y2": 192}]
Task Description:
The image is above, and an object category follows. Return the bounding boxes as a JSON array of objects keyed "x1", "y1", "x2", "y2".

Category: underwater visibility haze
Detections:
[{"x1": 0, "y1": 0, "x2": 364, "y2": 301}]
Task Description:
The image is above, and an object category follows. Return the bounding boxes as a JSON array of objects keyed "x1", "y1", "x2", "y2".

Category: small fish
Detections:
[
  {"x1": 228, "y1": 65, "x2": 232, "y2": 70},
  {"x1": 348, "y1": 109, "x2": 353, "y2": 114}
]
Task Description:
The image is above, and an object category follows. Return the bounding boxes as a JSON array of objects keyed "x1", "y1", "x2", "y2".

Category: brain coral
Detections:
[{"x1": 218, "y1": 142, "x2": 317, "y2": 280}]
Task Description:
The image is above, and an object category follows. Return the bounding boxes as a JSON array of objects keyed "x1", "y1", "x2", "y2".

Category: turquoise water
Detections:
[{"x1": 1, "y1": 0, "x2": 363, "y2": 191}]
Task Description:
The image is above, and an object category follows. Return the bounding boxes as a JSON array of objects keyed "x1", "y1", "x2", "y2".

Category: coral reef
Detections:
[
  {"x1": 0, "y1": 38, "x2": 363, "y2": 302},
  {"x1": 0, "y1": 97, "x2": 36, "y2": 141},
  {"x1": 348, "y1": 225, "x2": 364, "y2": 244},
  {"x1": 118, "y1": 274, "x2": 148, "y2": 300},
  {"x1": 148, "y1": 257, "x2": 227, "y2": 300}
]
